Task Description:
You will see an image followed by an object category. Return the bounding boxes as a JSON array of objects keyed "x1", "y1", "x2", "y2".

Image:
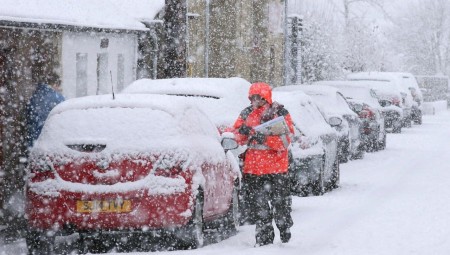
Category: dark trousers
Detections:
[{"x1": 243, "y1": 173, "x2": 293, "y2": 245}]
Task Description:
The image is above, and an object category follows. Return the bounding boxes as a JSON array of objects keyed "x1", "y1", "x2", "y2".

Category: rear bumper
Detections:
[{"x1": 26, "y1": 189, "x2": 192, "y2": 232}]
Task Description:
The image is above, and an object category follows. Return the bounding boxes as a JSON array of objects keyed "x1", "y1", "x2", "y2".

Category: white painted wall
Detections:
[{"x1": 61, "y1": 31, "x2": 138, "y2": 99}]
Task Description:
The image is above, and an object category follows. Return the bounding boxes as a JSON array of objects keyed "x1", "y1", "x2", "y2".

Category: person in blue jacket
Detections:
[{"x1": 25, "y1": 73, "x2": 65, "y2": 149}]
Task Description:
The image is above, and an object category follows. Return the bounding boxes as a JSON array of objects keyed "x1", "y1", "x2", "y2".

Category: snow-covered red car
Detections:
[{"x1": 25, "y1": 94, "x2": 240, "y2": 254}]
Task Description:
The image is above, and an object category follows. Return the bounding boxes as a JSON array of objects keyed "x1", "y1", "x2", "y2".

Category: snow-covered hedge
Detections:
[{"x1": 422, "y1": 100, "x2": 448, "y2": 115}]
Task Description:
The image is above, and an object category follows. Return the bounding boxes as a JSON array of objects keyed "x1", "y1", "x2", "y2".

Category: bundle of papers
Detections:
[{"x1": 254, "y1": 116, "x2": 289, "y2": 136}]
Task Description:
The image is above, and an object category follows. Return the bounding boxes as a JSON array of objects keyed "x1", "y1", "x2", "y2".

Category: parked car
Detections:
[
  {"x1": 121, "y1": 78, "x2": 252, "y2": 224},
  {"x1": 347, "y1": 72, "x2": 414, "y2": 128},
  {"x1": 344, "y1": 80, "x2": 404, "y2": 133},
  {"x1": 399, "y1": 72, "x2": 424, "y2": 124},
  {"x1": 273, "y1": 90, "x2": 340, "y2": 196},
  {"x1": 275, "y1": 85, "x2": 364, "y2": 163},
  {"x1": 314, "y1": 81, "x2": 386, "y2": 151},
  {"x1": 25, "y1": 94, "x2": 240, "y2": 254}
]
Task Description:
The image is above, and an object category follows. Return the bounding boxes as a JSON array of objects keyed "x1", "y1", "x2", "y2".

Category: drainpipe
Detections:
[
  {"x1": 150, "y1": 24, "x2": 159, "y2": 79},
  {"x1": 205, "y1": 0, "x2": 210, "y2": 77},
  {"x1": 144, "y1": 21, "x2": 160, "y2": 79}
]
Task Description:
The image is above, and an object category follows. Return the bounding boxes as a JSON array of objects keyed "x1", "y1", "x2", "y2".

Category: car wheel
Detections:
[
  {"x1": 393, "y1": 121, "x2": 402, "y2": 133},
  {"x1": 379, "y1": 132, "x2": 387, "y2": 150},
  {"x1": 372, "y1": 137, "x2": 379, "y2": 152},
  {"x1": 330, "y1": 156, "x2": 340, "y2": 190},
  {"x1": 338, "y1": 139, "x2": 349, "y2": 163},
  {"x1": 224, "y1": 182, "x2": 240, "y2": 233},
  {"x1": 406, "y1": 119, "x2": 412, "y2": 128},
  {"x1": 415, "y1": 114, "x2": 422, "y2": 125},
  {"x1": 26, "y1": 229, "x2": 55, "y2": 255},
  {"x1": 312, "y1": 159, "x2": 325, "y2": 196},
  {"x1": 178, "y1": 190, "x2": 204, "y2": 249}
]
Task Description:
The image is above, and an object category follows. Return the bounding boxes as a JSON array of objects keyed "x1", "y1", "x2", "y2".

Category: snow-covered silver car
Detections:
[
  {"x1": 314, "y1": 81, "x2": 387, "y2": 151},
  {"x1": 275, "y1": 85, "x2": 364, "y2": 163},
  {"x1": 273, "y1": 90, "x2": 340, "y2": 196},
  {"x1": 347, "y1": 72, "x2": 414, "y2": 128},
  {"x1": 342, "y1": 80, "x2": 404, "y2": 133}
]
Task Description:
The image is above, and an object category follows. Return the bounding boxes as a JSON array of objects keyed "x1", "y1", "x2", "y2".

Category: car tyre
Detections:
[
  {"x1": 26, "y1": 229, "x2": 55, "y2": 255},
  {"x1": 330, "y1": 156, "x2": 340, "y2": 190},
  {"x1": 415, "y1": 114, "x2": 422, "y2": 125},
  {"x1": 224, "y1": 182, "x2": 240, "y2": 233},
  {"x1": 393, "y1": 121, "x2": 402, "y2": 133},
  {"x1": 338, "y1": 139, "x2": 350, "y2": 163},
  {"x1": 178, "y1": 190, "x2": 204, "y2": 249},
  {"x1": 379, "y1": 132, "x2": 387, "y2": 150},
  {"x1": 312, "y1": 159, "x2": 325, "y2": 196}
]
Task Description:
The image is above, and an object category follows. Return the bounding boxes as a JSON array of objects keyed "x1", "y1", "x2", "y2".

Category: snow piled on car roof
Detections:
[
  {"x1": 121, "y1": 77, "x2": 251, "y2": 128},
  {"x1": 32, "y1": 94, "x2": 225, "y2": 161},
  {"x1": 273, "y1": 90, "x2": 335, "y2": 139},
  {"x1": 277, "y1": 85, "x2": 357, "y2": 118},
  {"x1": 313, "y1": 81, "x2": 382, "y2": 110}
]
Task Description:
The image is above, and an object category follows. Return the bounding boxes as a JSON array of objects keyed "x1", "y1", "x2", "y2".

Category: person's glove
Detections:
[
  {"x1": 238, "y1": 124, "x2": 252, "y2": 135},
  {"x1": 252, "y1": 132, "x2": 266, "y2": 144}
]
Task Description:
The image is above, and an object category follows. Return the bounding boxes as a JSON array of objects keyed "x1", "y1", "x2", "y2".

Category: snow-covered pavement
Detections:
[{"x1": 2, "y1": 111, "x2": 450, "y2": 255}]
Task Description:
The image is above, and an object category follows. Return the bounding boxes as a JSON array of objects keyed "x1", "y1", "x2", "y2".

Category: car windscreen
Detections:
[{"x1": 34, "y1": 106, "x2": 217, "y2": 153}]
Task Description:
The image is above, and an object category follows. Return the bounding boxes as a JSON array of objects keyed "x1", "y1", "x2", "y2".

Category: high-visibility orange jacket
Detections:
[{"x1": 232, "y1": 82, "x2": 295, "y2": 175}]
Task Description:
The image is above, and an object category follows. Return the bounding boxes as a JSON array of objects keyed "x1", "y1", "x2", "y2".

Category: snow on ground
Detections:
[{"x1": 2, "y1": 111, "x2": 450, "y2": 254}]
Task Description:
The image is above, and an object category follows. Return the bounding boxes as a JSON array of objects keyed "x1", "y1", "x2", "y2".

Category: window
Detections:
[
  {"x1": 76, "y1": 53, "x2": 88, "y2": 97},
  {"x1": 96, "y1": 53, "x2": 108, "y2": 95},
  {"x1": 117, "y1": 54, "x2": 125, "y2": 92}
]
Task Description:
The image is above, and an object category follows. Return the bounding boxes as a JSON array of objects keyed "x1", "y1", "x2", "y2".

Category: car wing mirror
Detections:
[
  {"x1": 221, "y1": 137, "x2": 238, "y2": 151},
  {"x1": 353, "y1": 104, "x2": 363, "y2": 112},
  {"x1": 379, "y1": 100, "x2": 392, "y2": 107},
  {"x1": 328, "y1": 116, "x2": 342, "y2": 127}
]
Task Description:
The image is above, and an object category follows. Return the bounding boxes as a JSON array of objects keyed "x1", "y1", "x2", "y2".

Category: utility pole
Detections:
[
  {"x1": 164, "y1": 0, "x2": 187, "y2": 78},
  {"x1": 283, "y1": 0, "x2": 289, "y2": 86},
  {"x1": 205, "y1": 0, "x2": 210, "y2": 77}
]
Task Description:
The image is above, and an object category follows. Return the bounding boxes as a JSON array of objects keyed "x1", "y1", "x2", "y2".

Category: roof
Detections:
[
  {"x1": 0, "y1": 0, "x2": 164, "y2": 31},
  {"x1": 109, "y1": 0, "x2": 165, "y2": 24}
]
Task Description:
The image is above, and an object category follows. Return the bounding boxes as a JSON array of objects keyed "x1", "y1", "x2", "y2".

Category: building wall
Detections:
[
  {"x1": 186, "y1": 0, "x2": 207, "y2": 78},
  {"x1": 185, "y1": 0, "x2": 285, "y2": 86},
  {"x1": 0, "y1": 28, "x2": 61, "y2": 218},
  {"x1": 61, "y1": 32, "x2": 138, "y2": 98}
]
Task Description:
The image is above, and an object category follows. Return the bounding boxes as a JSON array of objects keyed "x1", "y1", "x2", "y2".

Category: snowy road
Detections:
[{"x1": 2, "y1": 112, "x2": 450, "y2": 255}]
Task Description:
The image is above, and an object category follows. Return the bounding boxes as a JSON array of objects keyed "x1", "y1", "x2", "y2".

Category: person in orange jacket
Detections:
[{"x1": 232, "y1": 82, "x2": 295, "y2": 246}]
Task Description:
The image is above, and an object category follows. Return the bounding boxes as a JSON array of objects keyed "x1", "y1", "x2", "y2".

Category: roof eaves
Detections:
[{"x1": 0, "y1": 19, "x2": 148, "y2": 34}]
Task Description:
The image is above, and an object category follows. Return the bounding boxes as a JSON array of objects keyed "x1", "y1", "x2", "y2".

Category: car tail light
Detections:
[
  {"x1": 28, "y1": 161, "x2": 56, "y2": 182},
  {"x1": 392, "y1": 97, "x2": 401, "y2": 107},
  {"x1": 154, "y1": 166, "x2": 183, "y2": 178},
  {"x1": 359, "y1": 107, "x2": 375, "y2": 120}
]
